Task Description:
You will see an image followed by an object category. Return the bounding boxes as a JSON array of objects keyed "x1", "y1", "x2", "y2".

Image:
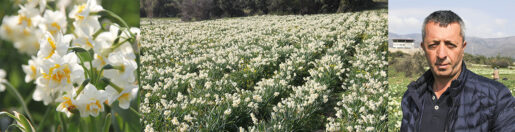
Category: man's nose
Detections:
[{"x1": 436, "y1": 44, "x2": 447, "y2": 60}]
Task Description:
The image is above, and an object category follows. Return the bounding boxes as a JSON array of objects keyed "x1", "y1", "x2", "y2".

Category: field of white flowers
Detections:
[{"x1": 139, "y1": 9, "x2": 388, "y2": 131}]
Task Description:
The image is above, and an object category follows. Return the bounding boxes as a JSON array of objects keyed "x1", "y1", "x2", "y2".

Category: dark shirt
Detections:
[
  {"x1": 401, "y1": 62, "x2": 515, "y2": 132},
  {"x1": 420, "y1": 80, "x2": 452, "y2": 132}
]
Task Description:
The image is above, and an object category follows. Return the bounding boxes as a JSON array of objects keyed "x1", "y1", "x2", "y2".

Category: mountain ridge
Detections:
[{"x1": 389, "y1": 32, "x2": 515, "y2": 58}]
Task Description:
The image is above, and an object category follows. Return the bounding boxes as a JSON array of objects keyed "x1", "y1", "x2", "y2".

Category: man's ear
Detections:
[
  {"x1": 420, "y1": 42, "x2": 425, "y2": 50},
  {"x1": 462, "y1": 41, "x2": 467, "y2": 49}
]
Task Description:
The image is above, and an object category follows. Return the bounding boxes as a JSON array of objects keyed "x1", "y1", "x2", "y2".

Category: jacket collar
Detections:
[{"x1": 406, "y1": 61, "x2": 469, "y2": 108}]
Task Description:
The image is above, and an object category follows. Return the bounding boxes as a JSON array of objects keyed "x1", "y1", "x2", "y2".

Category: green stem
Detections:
[
  {"x1": 58, "y1": 112, "x2": 67, "y2": 132},
  {"x1": 74, "y1": 79, "x2": 90, "y2": 99},
  {"x1": 99, "y1": 10, "x2": 129, "y2": 29},
  {"x1": 135, "y1": 45, "x2": 142, "y2": 106},
  {"x1": 36, "y1": 104, "x2": 54, "y2": 132},
  {"x1": 98, "y1": 10, "x2": 136, "y2": 40},
  {"x1": 92, "y1": 28, "x2": 104, "y2": 40},
  {"x1": 90, "y1": 116, "x2": 96, "y2": 132},
  {"x1": 103, "y1": 113, "x2": 112, "y2": 132},
  {"x1": 4, "y1": 82, "x2": 33, "y2": 122},
  {"x1": 102, "y1": 78, "x2": 123, "y2": 93},
  {"x1": 80, "y1": 117, "x2": 88, "y2": 132},
  {"x1": 100, "y1": 38, "x2": 130, "y2": 58},
  {"x1": 130, "y1": 107, "x2": 142, "y2": 118}
]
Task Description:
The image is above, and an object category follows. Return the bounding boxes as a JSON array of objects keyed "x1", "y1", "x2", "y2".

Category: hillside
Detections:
[{"x1": 389, "y1": 32, "x2": 515, "y2": 58}]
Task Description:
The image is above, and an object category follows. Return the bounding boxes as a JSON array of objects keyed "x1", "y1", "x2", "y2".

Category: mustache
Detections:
[{"x1": 434, "y1": 59, "x2": 449, "y2": 65}]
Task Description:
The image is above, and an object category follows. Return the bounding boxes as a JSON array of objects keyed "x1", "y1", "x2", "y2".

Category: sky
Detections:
[{"x1": 389, "y1": 0, "x2": 515, "y2": 38}]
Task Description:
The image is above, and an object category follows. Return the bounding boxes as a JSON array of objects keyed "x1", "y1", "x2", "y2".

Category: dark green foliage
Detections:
[
  {"x1": 391, "y1": 52, "x2": 426, "y2": 77},
  {"x1": 337, "y1": 0, "x2": 376, "y2": 12},
  {"x1": 464, "y1": 53, "x2": 513, "y2": 68},
  {"x1": 140, "y1": 0, "x2": 379, "y2": 21},
  {"x1": 488, "y1": 55, "x2": 513, "y2": 68}
]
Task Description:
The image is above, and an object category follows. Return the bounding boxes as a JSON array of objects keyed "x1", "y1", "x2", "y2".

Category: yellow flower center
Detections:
[
  {"x1": 44, "y1": 37, "x2": 57, "y2": 59},
  {"x1": 43, "y1": 64, "x2": 71, "y2": 84},
  {"x1": 76, "y1": 4, "x2": 87, "y2": 20},
  {"x1": 18, "y1": 15, "x2": 32, "y2": 26},
  {"x1": 86, "y1": 100, "x2": 102, "y2": 113},
  {"x1": 30, "y1": 65, "x2": 37, "y2": 77},
  {"x1": 50, "y1": 22, "x2": 61, "y2": 35},
  {"x1": 118, "y1": 92, "x2": 130, "y2": 101},
  {"x1": 59, "y1": 97, "x2": 77, "y2": 111},
  {"x1": 23, "y1": 29, "x2": 30, "y2": 36},
  {"x1": 85, "y1": 38, "x2": 94, "y2": 48},
  {"x1": 2, "y1": 25, "x2": 12, "y2": 35},
  {"x1": 97, "y1": 55, "x2": 106, "y2": 66}
]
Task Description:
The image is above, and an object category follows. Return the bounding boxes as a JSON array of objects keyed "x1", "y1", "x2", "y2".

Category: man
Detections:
[{"x1": 401, "y1": 10, "x2": 515, "y2": 132}]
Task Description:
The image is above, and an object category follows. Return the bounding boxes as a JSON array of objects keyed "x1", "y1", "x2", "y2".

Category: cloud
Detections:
[
  {"x1": 388, "y1": 8, "x2": 430, "y2": 34},
  {"x1": 494, "y1": 19, "x2": 507, "y2": 26},
  {"x1": 390, "y1": 7, "x2": 513, "y2": 38}
]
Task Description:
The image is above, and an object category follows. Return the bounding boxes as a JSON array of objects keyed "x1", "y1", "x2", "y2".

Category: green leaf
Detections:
[
  {"x1": 59, "y1": 112, "x2": 68, "y2": 132},
  {"x1": 15, "y1": 111, "x2": 35, "y2": 132},
  {"x1": 71, "y1": 47, "x2": 93, "y2": 62},
  {"x1": 103, "y1": 113, "x2": 112, "y2": 132},
  {"x1": 3, "y1": 82, "x2": 33, "y2": 122},
  {"x1": 98, "y1": 10, "x2": 129, "y2": 28},
  {"x1": 1, "y1": 111, "x2": 35, "y2": 132}
]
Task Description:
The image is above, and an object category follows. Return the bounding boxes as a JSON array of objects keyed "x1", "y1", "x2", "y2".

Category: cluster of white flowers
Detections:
[
  {"x1": 140, "y1": 9, "x2": 387, "y2": 131},
  {"x1": 0, "y1": 0, "x2": 139, "y2": 117},
  {"x1": 387, "y1": 82, "x2": 405, "y2": 131},
  {"x1": 325, "y1": 10, "x2": 388, "y2": 131}
]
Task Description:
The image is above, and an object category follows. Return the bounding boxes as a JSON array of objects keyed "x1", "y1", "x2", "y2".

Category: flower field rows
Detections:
[{"x1": 140, "y1": 9, "x2": 387, "y2": 131}]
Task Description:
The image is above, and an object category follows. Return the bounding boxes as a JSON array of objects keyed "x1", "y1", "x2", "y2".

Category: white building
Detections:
[{"x1": 392, "y1": 39, "x2": 414, "y2": 49}]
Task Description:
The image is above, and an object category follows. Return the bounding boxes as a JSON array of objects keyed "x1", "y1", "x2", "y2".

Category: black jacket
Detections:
[{"x1": 401, "y1": 62, "x2": 515, "y2": 132}]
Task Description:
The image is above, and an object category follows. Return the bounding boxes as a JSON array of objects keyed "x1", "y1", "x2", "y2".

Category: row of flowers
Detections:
[{"x1": 139, "y1": 9, "x2": 388, "y2": 131}]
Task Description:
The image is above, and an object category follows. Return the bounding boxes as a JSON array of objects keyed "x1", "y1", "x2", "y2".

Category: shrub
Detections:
[
  {"x1": 180, "y1": 0, "x2": 216, "y2": 21},
  {"x1": 489, "y1": 58, "x2": 512, "y2": 68},
  {"x1": 392, "y1": 52, "x2": 426, "y2": 77}
]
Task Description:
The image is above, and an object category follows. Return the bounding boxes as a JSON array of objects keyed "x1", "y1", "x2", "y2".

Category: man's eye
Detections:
[
  {"x1": 446, "y1": 43, "x2": 457, "y2": 48},
  {"x1": 428, "y1": 44, "x2": 437, "y2": 48}
]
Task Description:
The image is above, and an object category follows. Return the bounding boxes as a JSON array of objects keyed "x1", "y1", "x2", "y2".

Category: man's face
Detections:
[{"x1": 421, "y1": 21, "x2": 466, "y2": 79}]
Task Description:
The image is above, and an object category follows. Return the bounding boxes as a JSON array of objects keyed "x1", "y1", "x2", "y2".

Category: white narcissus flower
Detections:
[
  {"x1": 0, "y1": 5, "x2": 43, "y2": 55},
  {"x1": 0, "y1": 16, "x2": 24, "y2": 42},
  {"x1": 76, "y1": 84, "x2": 107, "y2": 117},
  {"x1": 69, "y1": 0, "x2": 103, "y2": 50},
  {"x1": 0, "y1": 69, "x2": 6, "y2": 92},
  {"x1": 94, "y1": 24, "x2": 120, "y2": 52},
  {"x1": 34, "y1": 53, "x2": 84, "y2": 105},
  {"x1": 68, "y1": 0, "x2": 103, "y2": 21},
  {"x1": 104, "y1": 52, "x2": 137, "y2": 83},
  {"x1": 24, "y1": 0, "x2": 47, "y2": 13},
  {"x1": 92, "y1": 24, "x2": 119, "y2": 68},
  {"x1": 37, "y1": 32, "x2": 72, "y2": 59},
  {"x1": 95, "y1": 24, "x2": 137, "y2": 58},
  {"x1": 56, "y1": 94, "x2": 79, "y2": 117},
  {"x1": 105, "y1": 82, "x2": 138, "y2": 109},
  {"x1": 95, "y1": 25, "x2": 138, "y2": 78},
  {"x1": 22, "y1": 56, "x2": 43, "y2": 82},
  {"x1": 71, "y1": 20, "x2": 99, "y2": 50},
  {"x1": 39, "y1": 10, "x2": 67, "y2": 36},
  {"x1": 17, "y1": 5, "x2": 42, "y2": 28}
]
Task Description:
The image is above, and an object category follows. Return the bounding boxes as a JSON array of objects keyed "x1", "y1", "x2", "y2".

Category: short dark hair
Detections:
[{"x1": 422, "y1": 10, "x2": 465, "y2": 43}]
